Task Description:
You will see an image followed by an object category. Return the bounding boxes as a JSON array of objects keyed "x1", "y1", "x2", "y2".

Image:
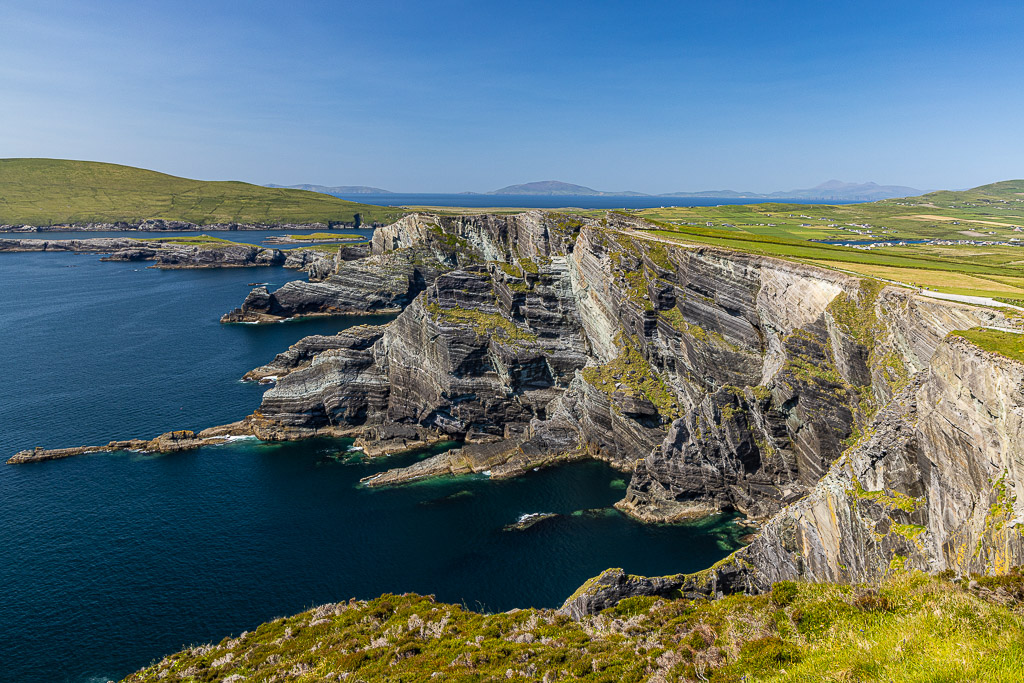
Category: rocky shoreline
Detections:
[
  {"x1": 10, "y1": 208, "x2": 1024, "y2": 617},
  {"x1": 0, "y1": 236, "x2": 288, "y2": 268},
  {"x1": 0, "y1": 219, "x2": 374, "y2": 232},
  {"x1": 7, "y1": 422, "x2": 251, "y2": 464}
]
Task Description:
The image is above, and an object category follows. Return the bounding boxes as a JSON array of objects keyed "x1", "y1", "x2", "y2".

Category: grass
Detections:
[
  {"x1": 809, "y1": 261, "x2": 1024, "y2": 298},
  {"x1": 0, "y1": 158, "x2": 404, "y2": 226},
  {"x1": 851, "y1": 478, "x2": 924, "y2": 513},
  {"x1": 425, "y1": 302, "x2": 538, "y2": 345},
  {"x1": 575, "y1": 181, "x2": 1024, "y2": 300},
  {"x1": 628, "y1": 219, "x2": 1024, "y2": 300},
  {"x1": 135, "y1": 235, "x2": 243, "y2": 248},
  {"x1": 634, "y1": 179, "x2": 1024, "y2": 244},
  {"x1": 949, "y1": 327, "x2": 1024, "y2": 363},
  {"x1": 121, "y1": 572, "x2": 1024, "y2": 683},
  {"x1": 582, "y1": 337, "x2": 680, "y2": 418}
]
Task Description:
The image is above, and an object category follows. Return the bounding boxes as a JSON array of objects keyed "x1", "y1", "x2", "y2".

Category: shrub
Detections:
[{"x1": 771, "y1": 581, "x2": 798, "y2": 606}]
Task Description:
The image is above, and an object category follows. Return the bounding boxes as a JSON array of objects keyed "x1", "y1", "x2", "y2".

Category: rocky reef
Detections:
[
  {"x1": 0, "y1": 236, "x2": 287, "y2": 268},
  {"x1": 0, "y1": 219, "x2": 367, "y2": 232},
  {"x1": 7, "y1": 423, "x2": 250, "y2": 464}
]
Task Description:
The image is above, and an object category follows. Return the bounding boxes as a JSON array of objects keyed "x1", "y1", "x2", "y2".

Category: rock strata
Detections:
[
  {"x1": 0, "y1": 237, "x2": 285, "y2": 268},
  {"x1": 0, "y1": 220, "x2": 368, "y2": 232},
  {"x1": 7, "y1": 422, "x2": 251, "y2": 464},
  {"x1": 13, "y1": 208, "x2": 1024, "y2": 616}
]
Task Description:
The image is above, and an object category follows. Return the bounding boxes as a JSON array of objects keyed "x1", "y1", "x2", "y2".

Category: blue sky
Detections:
[{"x1": 1, "y1": 0, "x2": 1022, "y2": 193}]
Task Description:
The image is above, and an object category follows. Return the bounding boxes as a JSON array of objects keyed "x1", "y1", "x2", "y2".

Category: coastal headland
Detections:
[{"x1": 9, "y1": 178, "x2": 1024, "y2": 680}]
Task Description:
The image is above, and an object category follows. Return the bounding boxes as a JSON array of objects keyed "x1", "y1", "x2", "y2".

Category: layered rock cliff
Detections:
[
  {"x1": 241, "y1": 211, "x2": 1005, "y2": 535},
  {"x1": 737, "y1": 333, "x2": 1024, "y2": 584},
  {"x1": 14, "y1": 208, "x2": 1024, "y2": 607},
  {"x1": 0, "y1": 237, "x2": 287, "y2": 268}
]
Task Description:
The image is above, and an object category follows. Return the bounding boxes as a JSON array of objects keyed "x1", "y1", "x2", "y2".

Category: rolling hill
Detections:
[{"x1": 0, "y1": 159, "x2": 403, "y2": 226}]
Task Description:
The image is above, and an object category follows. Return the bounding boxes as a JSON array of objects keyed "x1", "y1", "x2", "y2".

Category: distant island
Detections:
[
  {"x1": 266, "y1": 183, "x2": 394, "y2": 195},
  {"x1": 485, "y1": 179, "x2": 922, "y2": 201},
  {"x1": 486, "y1": 180, "x2": 649, "y2": 196},
  {"x1": 269, "y1": 177, "x2": 923, "y2": 201}
]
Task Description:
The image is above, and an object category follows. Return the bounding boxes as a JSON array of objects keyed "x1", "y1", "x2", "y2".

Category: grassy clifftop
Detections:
[
  {"x1": 122, "y1": 572, "x2": 1024, "y2": 682},
  {"x1": 0, "y1": 159, "x2": 403, "y2": 226}
]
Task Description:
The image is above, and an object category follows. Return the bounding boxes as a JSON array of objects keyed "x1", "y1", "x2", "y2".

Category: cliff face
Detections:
[
  {"x1": 740, "y1": 335, "x2": 1024, "y2": 586},
  {"x1": 214, "y1": 209, "x2": 1024, "y2": 607},
  {"x1": 240, "y1": 212, "x2": 1005, "y2": 530},
  {"x1": 562, "y1": 331, "x2": 1024, "y2": 615}
]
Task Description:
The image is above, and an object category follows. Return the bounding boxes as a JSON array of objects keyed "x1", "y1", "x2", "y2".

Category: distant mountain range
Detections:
[
  {"x1": 484, "y1": 180, "x2": 921, "y2": 201},
  {"x1": 266, "y1": 183, "x2": 393, "y2": 195},
  {"x1": 484, "y1": 180, "x2": 649, "y2": 196},
  {"x1": 266, "y1": 179, "x2": 922, "y2": 201}
]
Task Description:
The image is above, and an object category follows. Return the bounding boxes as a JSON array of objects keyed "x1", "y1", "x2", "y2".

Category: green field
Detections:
[
  {"x1": 636, "y1": 180, "x2": 1024, "y2": 243},
  {"x1": 950, "y1": 327, "x2": 1024, "y2": 362},
  {"x1": 0, "y1": 159, "x2": 404, "y2": 226},
  {"x1": 553, "y1": 181, "x2": 1024, "y2": 301},
  {"x1": 404, "y1": 181, "x2": 1024, "y2": 301}
]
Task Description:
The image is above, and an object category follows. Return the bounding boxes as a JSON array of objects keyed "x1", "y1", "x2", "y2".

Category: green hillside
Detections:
[{"x1": 0, "y1": 158, "x2": 404, "y2": 226}]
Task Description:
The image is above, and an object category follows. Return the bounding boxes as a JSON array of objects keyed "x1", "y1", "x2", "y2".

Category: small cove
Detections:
[{"x1": 0, "y1": 240, "x2": 744, "y2": 682}]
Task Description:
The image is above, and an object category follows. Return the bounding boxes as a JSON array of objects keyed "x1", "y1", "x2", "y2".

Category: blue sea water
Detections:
[
  {"x1": 330, "y1": 193, "x2": 864, "y2": 209},
  {"x1": 0, "y1": 234, "x2": 744, "y2": 682}
]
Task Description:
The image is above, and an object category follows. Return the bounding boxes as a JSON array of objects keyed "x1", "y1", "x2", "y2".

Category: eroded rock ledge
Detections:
[
  {"x1": 0, "y1": 237, "x2": 287, "y2": 268},
  {"x1": 0, "y1": 219, "x2": 372, "y2": 232},
  {"x1": 7, "y1": 422, "x2": 250, "y2": 464}
]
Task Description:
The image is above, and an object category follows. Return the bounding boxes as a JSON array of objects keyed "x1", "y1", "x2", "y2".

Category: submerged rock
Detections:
[{"x1": 503, "y1": 512, "x2": 559, "y2": 531}]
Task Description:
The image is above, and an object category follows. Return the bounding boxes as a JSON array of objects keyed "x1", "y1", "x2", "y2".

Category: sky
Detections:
[{"x1": 1, "y1": 0, "x2": 1022, "y2": 193}]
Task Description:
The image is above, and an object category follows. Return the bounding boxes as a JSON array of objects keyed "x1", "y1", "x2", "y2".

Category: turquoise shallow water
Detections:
[{"x1": 0, "y1": 238, "x2": 743, "y2": 682}]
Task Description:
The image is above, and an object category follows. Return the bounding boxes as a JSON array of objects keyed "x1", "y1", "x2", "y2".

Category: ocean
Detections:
[{"x1": 0, "y1": 232, "x2": 744, "y2": 682}]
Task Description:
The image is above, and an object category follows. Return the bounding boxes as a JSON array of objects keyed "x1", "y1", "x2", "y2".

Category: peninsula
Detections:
[{"x1": 9, "y1": 179, "x2": 1024, "y2": 681}]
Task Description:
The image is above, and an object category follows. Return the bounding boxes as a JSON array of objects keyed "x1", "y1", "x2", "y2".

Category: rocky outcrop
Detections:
[
  {"x1": 220, "y1": 250, "x2": 435, "y2": 322},
  {"x1": 105, "y1": 242, "x2": 285, "y2": 268},
  {"x1": 219, "y1": 211, "x2": 580, "y2": 323},
  {"x1": 0, "y1": 237, "x2": 286, "y2": 268},
  {"x1": 243, "y1": 326, "x2": 389, "y2": 383},
  {"x1": 559, "y1": 565, "x2": 759, "y2": 620},
  {"x1": 0, "y1": 220, "x2": 362, "y2": 232},
  {"x1": 245, "y1": 325, "x2": 391, "y2": 440},
  {"x1": 6, "y1": 422, "x2": 252, "y2": 464},
  {"x1": 0, "y1": 237, "x2": 140, "y2": 252}
]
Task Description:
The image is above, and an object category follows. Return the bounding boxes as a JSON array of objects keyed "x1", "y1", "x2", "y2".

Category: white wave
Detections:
[{"x1": 516, "y1": 512, "x2": 552, "y2": 523}]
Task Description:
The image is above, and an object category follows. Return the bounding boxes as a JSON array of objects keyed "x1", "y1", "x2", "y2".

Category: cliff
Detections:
[
  {"x1": 239, "y1": 212, "x2": 1004, "y2": 528},
  {"x1": 12, "y1": 209, "x2": 1024, "y2": 619}
]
